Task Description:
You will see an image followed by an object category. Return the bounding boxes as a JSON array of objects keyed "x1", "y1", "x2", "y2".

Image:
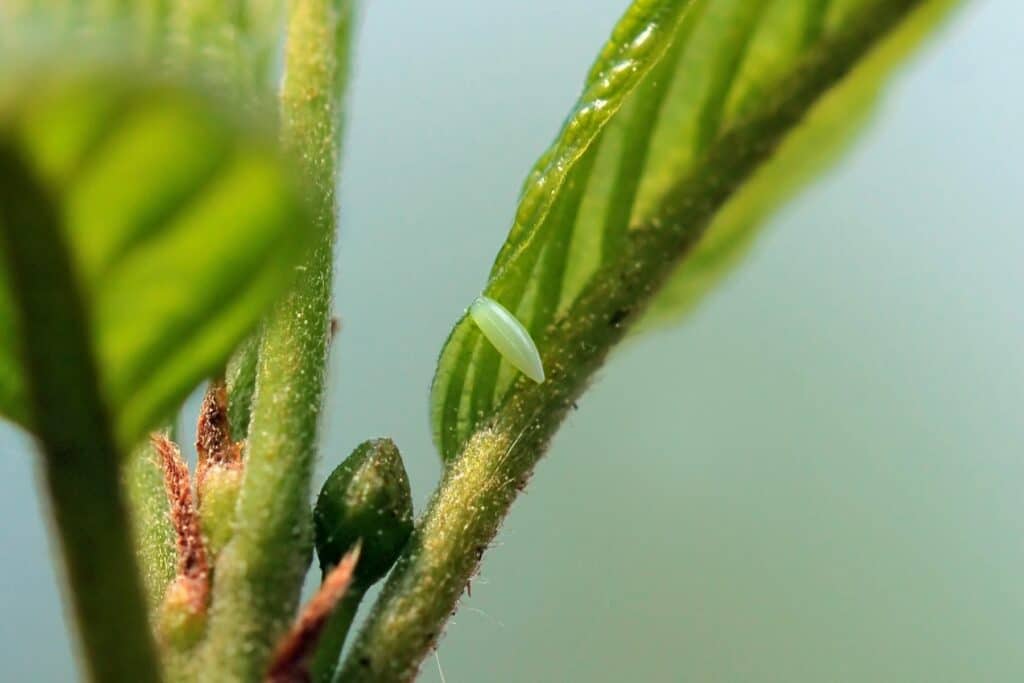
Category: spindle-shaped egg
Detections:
[{"x1": 469, "y1": 296, "x2": 545, "y2": 384}]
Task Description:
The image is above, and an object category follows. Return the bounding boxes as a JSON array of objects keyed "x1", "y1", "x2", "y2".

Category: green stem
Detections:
[
  {"x1": 311, "y1": 586, "x2": 364, "y2": 683},
  {"x1": 339, "y1": 1, "x2": 933, "y2": 679},
  {"x1": 198, "y1": 1, "x2": 352, "y2": 679},
  {"x1": 123, "y1": 437, "x2": 177, "y2": 616},
  {"x1": 225, "y1": 332, "x2": 259, "y2": 440},
  {"x1": 0, "y1": 143, "x2": 161, "y2": 683},
  {"x1": 39, "y1": 452, "x2": 163, "y2": 683}
]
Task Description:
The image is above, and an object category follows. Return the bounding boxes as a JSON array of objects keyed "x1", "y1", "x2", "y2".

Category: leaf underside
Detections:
[
  {"x1": 0, "y1": 67, "x2": 313, "y2": 449},
  {"x1": 430, "y1": 0, "x2": 958, "y2": 462}
]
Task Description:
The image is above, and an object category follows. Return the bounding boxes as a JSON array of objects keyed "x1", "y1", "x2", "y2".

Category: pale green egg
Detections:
[{"x1": 469, "y1": 296, "x2": 545, "y2": 384}]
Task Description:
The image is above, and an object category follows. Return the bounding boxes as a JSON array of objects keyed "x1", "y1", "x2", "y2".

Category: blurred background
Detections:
[{"x1": 2, "y1": 0, "x2": 1022, "y2": 680}]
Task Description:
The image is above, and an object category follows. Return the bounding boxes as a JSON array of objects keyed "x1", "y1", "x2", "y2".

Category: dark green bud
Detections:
[{"x1": 314, "y1": 438, "x2": 413, "y2": 589}]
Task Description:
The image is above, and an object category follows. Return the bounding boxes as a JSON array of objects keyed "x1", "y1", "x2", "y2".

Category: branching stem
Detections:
[{"x1": 339, "y1": 2, "x2": 930, "y2": 679}]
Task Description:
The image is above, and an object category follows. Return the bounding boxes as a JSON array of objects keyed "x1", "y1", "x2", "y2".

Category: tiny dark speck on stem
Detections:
[{"x1": 609, "y1": 308, "x2": 630, "y2": 327}]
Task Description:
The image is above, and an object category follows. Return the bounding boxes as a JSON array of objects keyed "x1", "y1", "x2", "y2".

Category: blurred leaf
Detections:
[
  {"x1": 0, "y1": 123, "x2": 164, "y2": 683},
  {"x1": 172, "y1": 0, "x2": 285, "y2": 97},
  {"x1": 430, "y1": 0, "x2": 959, "y2": 461},
  {"x1": 0, "y1": 66, "x2": 313, "y2": 449}
]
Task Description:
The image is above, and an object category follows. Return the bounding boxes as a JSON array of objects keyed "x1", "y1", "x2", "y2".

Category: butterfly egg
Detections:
[{"x1": 469, "y1": 296, "x2": 545, "y2": 384}]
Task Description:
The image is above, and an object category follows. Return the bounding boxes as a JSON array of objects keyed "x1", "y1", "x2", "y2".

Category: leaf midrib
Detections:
[
  {"x1": 435, "y1": 0, "x2": 905, "y2": 462},
  {"x1": 452, "y1": 0, "x2": 930, "y2": 464}
]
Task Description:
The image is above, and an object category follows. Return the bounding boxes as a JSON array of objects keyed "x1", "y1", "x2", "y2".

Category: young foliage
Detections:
[
  {"x1": 0, "y1": 135, "x2": 162, "y2": 683},
  {"x1": 637, "y1": 0, "x2": 958, "y2": 330},
  {"x1": 430, "y1": 0, "x2": 958, "y2": 463},
  {"x1": 0, "y1": 1, "x2": 967, "y2": 681},
  {"x1": 0, "y1": 67, "x2": 314, "y2": 450},
  {"x1": 348, "y1": 0, "x2": 960, "y2": 679},
  {"x1": 0, "y1": 62, "x2": 315, "y2": 682}
]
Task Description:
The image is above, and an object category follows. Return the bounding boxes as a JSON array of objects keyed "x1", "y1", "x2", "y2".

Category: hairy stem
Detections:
[
  {"x1": 123, "y1": 436, "x2": 177, "y2": 616},
  {"x1": 198, "y1": 0, "x2": 352, "y2": 679},
  {"x1": 39, "y1": 447, "x2": 162, "y2": 683},
  {"x1": 225, "y1": 333, "x2": 259, "y2": 440},
  {"x1": 310, "y1": 586, "x2": 363, "y2": 682},
  {"x1": 0, "y1": 143, "x2": 161, "y2": 683},
  {"x1": 339, "y1": 1, "x2": 934, "y2": 679}
]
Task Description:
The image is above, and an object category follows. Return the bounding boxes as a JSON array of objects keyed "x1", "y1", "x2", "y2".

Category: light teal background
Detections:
[{"x1": 1, "y1": 1, "x2": 1022, "y2": 680}]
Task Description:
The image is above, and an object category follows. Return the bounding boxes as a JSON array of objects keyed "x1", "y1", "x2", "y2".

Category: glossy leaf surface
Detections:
[{"x1": 430, "y1": 0, "x2": 958, "y2": 461}]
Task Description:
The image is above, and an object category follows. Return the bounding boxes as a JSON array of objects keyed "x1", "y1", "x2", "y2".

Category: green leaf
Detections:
[
  {"x1": 430, "y1": 0, "x2": 959, "y2": 462},
  {"x1": 637, "y1": 0, "x2": 958, "y2": 331},
  {"x1": 0, "y1": 66, "x2": 313, "y2": 449},
  {"x1": 172, "y1": 0, "x2": 286, "y2": 97},
  {"x1": 0, "y1": 135, "x2": 162, "y2": 683}
]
